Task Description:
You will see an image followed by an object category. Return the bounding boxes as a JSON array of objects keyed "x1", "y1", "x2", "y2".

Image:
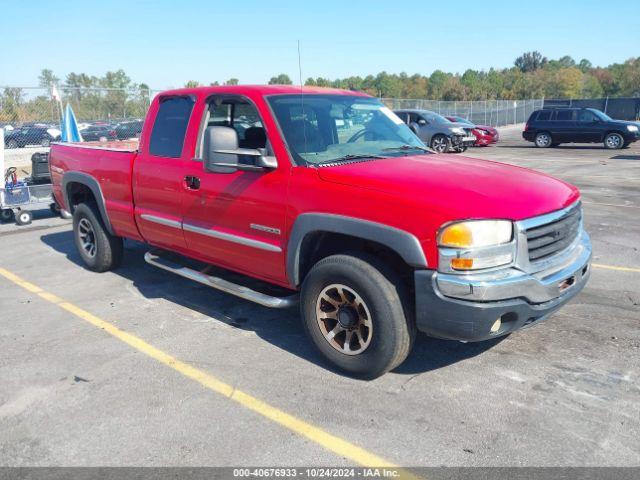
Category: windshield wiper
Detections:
[
  {"x1": 317, "y1": 154, "x2": 387, "y2": 166},
  {"x1": 382, "y1": 144, "x2": 430, "y2": 153}
]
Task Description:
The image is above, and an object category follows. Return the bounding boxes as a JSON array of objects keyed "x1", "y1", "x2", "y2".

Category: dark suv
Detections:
[{"x1": 523, "y1": 108, "x2": 640, "y2": 149}]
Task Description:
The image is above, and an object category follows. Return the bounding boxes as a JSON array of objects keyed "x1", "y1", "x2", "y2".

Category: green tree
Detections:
[
  {"x1": 184, "y1": 80, "x2": 201, "y2": 88},
  {"x1": 224, "y1": 78, "x2": 239, "y2": 85},
  {"x1": 514, "y1": 51, "x2": 547, "y2": 73},
  {"x1": 38, "y1": 69, "x2": 59, "y2": 89},
  {"x1": 268, "y1": 74, "x2": 292, "y2": 85}
]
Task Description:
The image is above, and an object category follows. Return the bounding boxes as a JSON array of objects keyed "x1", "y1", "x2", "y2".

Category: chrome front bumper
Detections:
[{"x1": 436, "y1": 228, "x2": 591, "y2": 305}]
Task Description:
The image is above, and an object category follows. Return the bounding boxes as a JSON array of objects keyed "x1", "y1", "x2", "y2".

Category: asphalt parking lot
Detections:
[{"x1": 1, "y1": 127, "x2": 639, "y2": 469}]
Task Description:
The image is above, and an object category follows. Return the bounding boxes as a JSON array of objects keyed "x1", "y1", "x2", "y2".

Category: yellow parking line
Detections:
[
  {"x1": 592, "y1": 263, "x2": 640, "y2": 273},
  {"x1": 0, "y1": 267, "x2": 418, "y2": 477}
]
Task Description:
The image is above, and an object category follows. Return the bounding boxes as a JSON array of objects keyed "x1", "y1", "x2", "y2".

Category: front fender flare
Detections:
[{"x1": 286, "y1": 213, "x2": 428, "y2": 287}]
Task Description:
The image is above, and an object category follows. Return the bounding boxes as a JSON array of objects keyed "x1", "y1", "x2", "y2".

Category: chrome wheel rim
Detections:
[
  {"x1": 606, "y1": 134, "x2": 621, "y2": 148},
  {"x1": 78, "y1": 218, "x2": 97, "y2": 258},
  {"x1": 536, "y1": 133, "x2": 550, "y2": 147},
  {"x1": 315, "y1": 284, "x2": 373, "y2": 355},
  {"x1": 432, "y1": 137, "x2": 447, "y2": 152}
]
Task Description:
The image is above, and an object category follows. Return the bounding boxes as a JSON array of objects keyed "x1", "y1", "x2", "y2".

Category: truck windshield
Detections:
[{"x1": 268, "y1": 94, "x2": 428, "y2": 165}]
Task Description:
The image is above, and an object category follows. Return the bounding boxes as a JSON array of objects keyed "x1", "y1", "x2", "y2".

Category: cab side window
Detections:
[
  {"x1": 149, "y1": 96, "x2": 195, "y2": 158},
  {"x1": 536, "y1": 110, "x2": 552, "y2": 121},
  {"x1": 578, "y1": 110, "x2": 597, "y2": 122},
  {"x1": 555, "y1": 110, "x2": 574, "y2": 121},
  {"x1": 206, "y1": 99, "x2": 265, "y2": 149}
]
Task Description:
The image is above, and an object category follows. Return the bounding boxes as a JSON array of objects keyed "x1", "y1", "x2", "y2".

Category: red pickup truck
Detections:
[{"x1": 50, "y1": 85, "x2": 591, "y2": 378}]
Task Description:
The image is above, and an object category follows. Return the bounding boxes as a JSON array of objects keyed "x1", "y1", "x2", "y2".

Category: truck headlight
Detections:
[
  {"x1": 437, "y1": 220, "x2": 515, "y2": 272},
  {"x1": 627, "y1": 125, "x2": 638, "y2": 132}
]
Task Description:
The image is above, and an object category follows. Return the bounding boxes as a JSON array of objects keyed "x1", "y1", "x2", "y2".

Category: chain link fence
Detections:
[
  {"x1": 381, "y1": 98, "x2": 545, "y2": 127},
  {"x1": 0, "y1": 86, "x2": 164, "y2": 171}
]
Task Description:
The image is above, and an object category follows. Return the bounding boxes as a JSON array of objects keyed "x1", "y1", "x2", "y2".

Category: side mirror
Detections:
[
  {"x1": 202, "y1": 126, "x2": 277, "y2": 173},
  {"x1": 418, "y1": 119, "x2": 427, "y2": 126}
]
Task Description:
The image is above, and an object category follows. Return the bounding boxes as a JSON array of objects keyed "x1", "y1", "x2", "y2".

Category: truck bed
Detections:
[{"x1": 50, "y1": 141, "x2": 142, "y2": 240}]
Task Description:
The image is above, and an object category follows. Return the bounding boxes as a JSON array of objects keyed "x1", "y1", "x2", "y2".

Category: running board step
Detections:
[{"x1": 144, "y1": 251, "x2": 298, "y2": 309}]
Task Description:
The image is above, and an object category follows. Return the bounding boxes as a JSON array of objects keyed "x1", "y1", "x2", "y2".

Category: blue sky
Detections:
[{"x1": 1, "y1": 0, "x2": 638, "y2": 89}]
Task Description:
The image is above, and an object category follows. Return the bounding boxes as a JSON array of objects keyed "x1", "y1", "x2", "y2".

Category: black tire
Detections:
[
  {"x1": 6, "y1": 139, "x2": 19, "y2": 149},
  {"x1": 300, "y1": 252, "x2": 416, "y2": 379},
  {"x1": 72, "y1": 202, "x2": 123, "y2": 272},
  {"x1": 430, "y1": 134, "x2": 451, "y2": 153},
  {"x1": 534, "y1": 131, "x2": 552, "y2": 148},
  {"x1": 40, "y1": 137, "x2": 51, "y2": 147},
  {"x1": 15, "y1": 210, "x2": 32, "y2": 226},
  {"x1": 604, "y1": 132, "x2": 624, "y2": 150},
  {"x1": 1, "y1": 209, "x2": 15, "y2": 223}
]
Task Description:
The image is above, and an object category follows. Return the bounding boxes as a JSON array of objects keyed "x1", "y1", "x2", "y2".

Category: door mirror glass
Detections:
[{"x1": 202, "y1": 126, "x2": 278, "y2": 173}]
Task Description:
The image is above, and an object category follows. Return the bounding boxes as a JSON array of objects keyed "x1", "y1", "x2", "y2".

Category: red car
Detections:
[
  {"x1": 50, "y1": 85, "x2": 590, "y2": 378},
  {"x1": 446, "y1": 116, "x2": 499, "y2": 146}
]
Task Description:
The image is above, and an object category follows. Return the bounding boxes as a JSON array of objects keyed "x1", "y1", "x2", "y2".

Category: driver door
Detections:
[{"x1": 181, "y1": 95, "x2": 289, "y2": 284}]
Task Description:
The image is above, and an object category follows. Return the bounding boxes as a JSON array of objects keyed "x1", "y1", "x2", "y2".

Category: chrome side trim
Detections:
[
  {"x1": 144, "y1": 251, "x2": 297, "y2": 308},
  {"x1": 140, "y1": 214, "x2": 182, "y2": 229},
  {"x1": 183, "y1": 223, "x2": 282, "y2": 253}
]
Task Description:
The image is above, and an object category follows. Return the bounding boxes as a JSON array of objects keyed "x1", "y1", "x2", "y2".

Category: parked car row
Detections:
[
  {"x1": 393, "y1": 110, "x2": 499, "y2": 153},
  {"x1": 523, "y1": 107, "x2": 640, "y2": 149},
  {"x1": 4, "y1": 124, "x2": 61, "y2": 148},
  {"x1": 2, "y1": 119, "x2": 144, "y2": 149},
  {"x1": 78, "y1": 119, "x2": 143, "y2": 141}
]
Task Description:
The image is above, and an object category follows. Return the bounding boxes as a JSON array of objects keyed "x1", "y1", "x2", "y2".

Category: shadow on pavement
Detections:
[{"x1": 40, "y1": 230, "x2": 501, "y2": 379}]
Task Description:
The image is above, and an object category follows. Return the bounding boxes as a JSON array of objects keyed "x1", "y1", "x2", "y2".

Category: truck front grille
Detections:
[{"x1": 525, "y1": 203, "x2": 582, "y2": 262}]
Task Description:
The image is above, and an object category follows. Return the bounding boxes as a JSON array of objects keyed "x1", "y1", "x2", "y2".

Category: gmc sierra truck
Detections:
[{"x1": 50, "y1": 85, "x2": 592, "y2": 378}]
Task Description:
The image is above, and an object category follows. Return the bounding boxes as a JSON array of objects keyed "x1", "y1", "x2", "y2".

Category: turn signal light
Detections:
[
  {"x1": 440, "y1": 223, "x2": 473, "y2": 248},
  {"x1": 450, "y1": 258, "x2": 474, "y2": 270}
]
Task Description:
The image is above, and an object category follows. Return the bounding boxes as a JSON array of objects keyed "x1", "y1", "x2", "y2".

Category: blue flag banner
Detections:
[{"x1": 61, "y1": 104, "x2": 83, "y2": 142}]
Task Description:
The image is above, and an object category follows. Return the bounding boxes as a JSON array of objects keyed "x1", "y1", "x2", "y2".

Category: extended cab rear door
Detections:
[{"x1": 132, "y1": 95, "x2": 195, "y2": 252}]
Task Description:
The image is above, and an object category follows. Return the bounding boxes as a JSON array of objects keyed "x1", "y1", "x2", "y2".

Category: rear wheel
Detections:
[
  {"x1": 16, "y1": 210, "x2": 32, "y2": 226},
  {"x1": 1, "y1": 209, "x2": 15, "y2": 223},
  {"x1": 430, "y1": 134, "x2": 450, "y2": 153},
  {"x1": 73, "y1": 203, "x2": 123, "y2": 272},
  {"x1": 300, "y1": 253, "x2": 415, "y2": 379},
  {"x1": 604, "y1": 133, "x2": 624, "y2": 150},
  {"x1": 40, "y1": 137, "x2": 51, "y2": 147},
  {"x1": 6, "y1": 139, "x2": 18, "y2": 149},
  {"x1": 534, "y1": 132, "x2": 552, "y2": 148}
]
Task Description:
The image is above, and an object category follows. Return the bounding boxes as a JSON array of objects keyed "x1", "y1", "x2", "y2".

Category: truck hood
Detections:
[{"x1": 316, "y1": 154, "x2": 580, "y2": 221}]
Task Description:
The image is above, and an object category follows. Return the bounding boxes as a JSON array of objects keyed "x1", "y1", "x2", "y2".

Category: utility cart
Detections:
[{"x1": 1, "y1": 167, "x2": 62, "y2": 225}]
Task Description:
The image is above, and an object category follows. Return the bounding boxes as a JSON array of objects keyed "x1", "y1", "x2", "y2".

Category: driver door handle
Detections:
[{"x1": 184, "y1": 175, "x2": 200, "y2": 190}]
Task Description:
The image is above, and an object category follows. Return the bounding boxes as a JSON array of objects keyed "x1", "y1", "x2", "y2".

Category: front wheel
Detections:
[
  {"x1": 604, "y1": 133, "x2": 624, "y2": 150},
  {"x1": 430, "y1": 134, "x2": 451, "y2": 153},
  {"x1": 6, "y1": 139, "x2": 19, "y2": 149},
  {"x1": 16, "y1": 210, "x2": 32, "y2": 226},
  {"x1": 41, "y1": 138, "x2": 51, "y2": 147},
  {"x1": 73, "y1": 203, "x2": 123, "y2": 272},
  {"x1": 300, "y1": 253, "x2": 415, "y2": 379}
]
